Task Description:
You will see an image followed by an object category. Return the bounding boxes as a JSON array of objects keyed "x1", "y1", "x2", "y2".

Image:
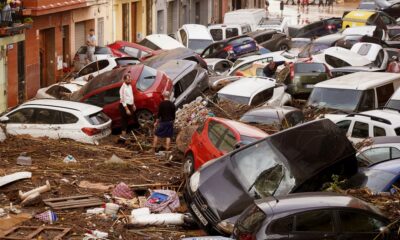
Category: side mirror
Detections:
[{"x1": 0, "y1": 116, "x2": 9, "y2": 123}]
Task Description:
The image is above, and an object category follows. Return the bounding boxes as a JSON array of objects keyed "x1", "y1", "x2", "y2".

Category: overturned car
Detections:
[{"x1": 184, "y1": 119, "x2": 358, "y2": 235}]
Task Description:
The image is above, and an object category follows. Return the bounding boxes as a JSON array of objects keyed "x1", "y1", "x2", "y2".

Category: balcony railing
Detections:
[{"x1": 0, "y1": 8, "x2": 32, "y2": 37}]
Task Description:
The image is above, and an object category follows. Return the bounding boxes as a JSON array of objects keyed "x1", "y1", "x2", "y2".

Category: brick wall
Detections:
[{"x1": 7, "y1": 44, "x2": 18, "y2": 107}]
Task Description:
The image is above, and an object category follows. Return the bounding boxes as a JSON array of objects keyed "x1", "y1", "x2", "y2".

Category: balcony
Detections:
[
  {"x1": 0, "y1": 7, "x2": 32, "y2": 37},
  {"x1": 22, "y1": 0, "x2": 93, "y2": 16}
]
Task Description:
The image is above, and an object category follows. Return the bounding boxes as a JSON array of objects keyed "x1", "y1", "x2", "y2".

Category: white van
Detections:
[
  {"x1": 139, "y1": 34, "x2": 184, "y2": 50},
  {"x1": 208, "y1": 24, "x2": 252, "y2": 41},
  {"x1": 223, "y1": 9, "x2": 267, "y2": 31},
  {"x1": 176, "y1": 24, "x2": 214, "y2": 54},
  {"x1": 307, "y1": 72, "x2": 400, "y2": 112},
  {"x1": 385, "y1": 88, "x2": 400, "y2": 111}
]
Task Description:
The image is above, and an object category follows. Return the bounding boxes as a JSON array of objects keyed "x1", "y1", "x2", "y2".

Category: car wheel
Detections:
[
  {"x1": 136, "y1": 109, "x2": 154, "y2": 127},
  {"x1": 183, "y1": 153, "x2": 195, "y2": 178},
  {"x1": 279, "y1": 44, "x2": 289, "y2": 51}
]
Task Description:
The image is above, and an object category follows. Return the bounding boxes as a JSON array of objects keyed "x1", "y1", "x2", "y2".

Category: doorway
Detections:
[
  {"x1": 17, "y1": 41, "x2": 25, "y2": 104},
  {"x1": 97, "y1": 18, "x2": 104, "y2": 46},
  {"x1": 0, "y1": 46, "x2": 7, "y2": 112},
  {"x1": 39, "y1": 28, "x2": 55, "y2": 88},
  {"x1": 122, "y1": 3, "x2": 130, "y2": 41},
  {"x1": 131, "y1": 3, "x2": 137, "y2": 42}
]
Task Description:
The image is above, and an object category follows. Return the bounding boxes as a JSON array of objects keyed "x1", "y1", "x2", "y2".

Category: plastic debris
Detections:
[
  {"x1": 63, "y1": 155, "x2": 77, "y2": 163},
  {"x1": 104, "y1": 203, "x2": 120, "y2": 216},
  {"x1": 144, "y1": 189, "x2": 180, "y2": 213},
  {"x1": 16, "y1": 152, "x2": 32, "y2": 166},
  {"x1": 112, "y1": 182, "x2": 134, "y2": 199},
  {"x1": 86, "y1": 207, "x2": 105, "y2": 215},
  {"x1": 104, "y1": 154, "x2": 124, "y2": 164},
  {"x1": 35, "y1": 210, "x2": 58, "y2": 224}
]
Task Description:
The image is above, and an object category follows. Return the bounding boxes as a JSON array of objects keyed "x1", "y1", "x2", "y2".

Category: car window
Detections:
[
  {"x1": 357, "y1": 44, "x2": 372, "y2": 56},
  {"x1": 174, "y1": 82, "x2": 184, "y2": 98},
  {"x1": 285, "y1": 111, "x2": 304, "y2": 127},
  {"x1": 94, "y1": 47, "x2": 112, "y2": 55},
  {"x1": 295, "y1": 210, "x2": 334, "y2": 232},
  {"x1": 373, "y1": 126, "x2": 386, "y2": 137},
  {"x1": 115, "y1": 58, "x2": 138, "y2": 66},
  {"x1": 202, "y1": 45, "x2": 213, "y2": 56},
  {"x1": 121, "y1": 47, "x2": 140, "y2": 58},
  {"x1": 380, "y1": 14, "x2": 393, "y2": 25},
  {"x1": 251, "y1": 88, "x2": 274, "y2": 106},
  {"x1": 373, "y1": 49, "x2": 385, "y2": 68},
  {"x1": 352, "y1": 121, "x2": 369, "y2": 138},
  {"x1": 294, "y1": 63, "x2": 326, "y2": 73},
  {"x1": 269, "y1": 216, "x2": 294, "y2": 233},
  {"x1": 208, "y1": 121, "x2": 228, "y2": 148},
  {"x1": 34, "y1": 109, "x2": 62, "y2": 124},
  {"x1": 359, "y1": 147, "x2": 391, "y2": 163},
  {"x1": 180, "y1": 70, "x2": 197, "y2": 90},
  {"x1": 219, "y1": 128, "x2": 237, "y2": 153},
  {"x1": 396, "y1": 128, "x2": 400, "y2": 136},
  {"x1": 392, "y1": 147, "x2": 400, "y2": 159},
  {"x1": 226, "y1": 28, "x2": 239, "y2": 39},
  {"x1": 325, "y1": 55, "x2": 351, "y2": 68},
  {"x1": 214, "y1": 61, "x2": 232, "y2": 72},
  {"x1": 84, "y1": 93, "x2": 104, "y2": 107},
  {"x1": 86, "y1": 111, "x2": 110, "y2": 125},
  {"x1": 336, "y1": 120, "x2": 351, "y2": 134},
  {"x1": 136, "y1": 66, "x2": 157, "y2": 91},
  {"x1": 7, "y1": 108, "x2": 35, "y2": 124},
  {"x1": 210, "y1": 29, "x2": 223, "y2": 41},
  {"x1": 236, "y1": 204, "x2": 267, "y2": 236},
  {"x1": 180, "y1": 29, "x2": 188, "y2": 46},
  {"x1": 103, "y1": 88, "x2": 120, "y2": 105},
  {"x1": 61, "y1": 112, "x2": 79, "y2": 124},
  {"x1": 139, "y1": 38, "x2": 160, "y2": 50},
  {"x1": 358, "y1": 89, "x2": 375, "y2": 111},
  {"x1": 376, "y1": 83, "x2": 394, "y2": 108},
  {"x1": 339, "y1": 211, "x2": 386, "y2": 233},
  {"x1": 78, "y1": 60, "x2": 109, "y2": 77}
]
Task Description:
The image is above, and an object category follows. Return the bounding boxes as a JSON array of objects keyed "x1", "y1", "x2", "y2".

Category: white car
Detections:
[
  {"x1": 312, "y1": 47, "x2": 372, "y2": 69},
  {"x1": 139, "y1": 34, "x2": 184, "y2": 50},
  {"x1": 0, "y1": 99, "x2": 111, "y2": 144},
  {"x1": 256, "y1": 17, "x2": 290, "y2": 35},
  {"x1": 350, "y1": 42, "x2": 389, "y2": 70},
  {"x1": 357, "y1": 136, "x2": 400, "y2": 166},
  {"x1": 331, "y1": 110, "x2": 400, "y2": 144},
  {"x1": 176, "y1": 24, "x2": 214, "y2": 54},
  {"x1": 35, "y1": 57, "x2": 139, "y2": 99},
  {"x1": 223, "y1": 8, "x2": 267, "y2": 31},
  {"x1": 217, "y1": 77, "x2": 292, "y2": 107},
  {"x1": 73, "y1": 46, "x2": 114, "y2": 71},
  {"x1": 208, "y1": 23, "x2": 252, "y2": 41},
  {"x1": 204, "y1": 58, "x2": 233, "y2": 75}
]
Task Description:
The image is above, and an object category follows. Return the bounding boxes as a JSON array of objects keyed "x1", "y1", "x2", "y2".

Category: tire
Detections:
[
  {"x1": 136, "y1": 109, "x2": 154, "y2": 127},
  {"x1": 279, "y1": 44, "x2": 290, "y2": 51},
  {"x1": 183, "y1": 153, "x2": 195, "y2": 179}
]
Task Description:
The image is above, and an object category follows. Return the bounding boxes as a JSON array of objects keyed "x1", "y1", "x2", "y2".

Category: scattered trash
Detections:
[
  {"x1": 19, "y1": 180, "x2": 51, "y2": 200},
  {"x1": 85, "y1": 230, "x2": 109, "y2": 239},
  {"x1": 16, "y1": 152, "x2": 32, "y2": 166},
  {"x1": 131, "y1": 207, "x2": 151, "y2": 219},
  {"x1": 175, "y1": 97, "x2": 211, "y2": 130},
  {"x1": 129, "y1": 212, "x2": 185, "y2": 226},
  {"x1": 63, "y1": 154, "x2": 77, "y2": 163},
  {"x1": 114, "y1": 197, "x2": 139, "y2": 209},
  {"x1": 35, "y1": 210, "x2": 58, "y2": 224},
  {"x1": 86, "y1": 207, "x2": 105, "y2": 215},
  {"x1": 78, "y1": 180, "x2": 114, "y2": 191},
  {"x1": 145, "y1": 189, "x2": 180, "y2": 213},
  {"x1": 112, "y1": 182, "x2": 134, "y2": 199},
  {"x1": 0, "y1": 208, "x2": 6, "y2": 217},
  {"x1": 44, "y1": 195, "x2": 103, "y2": 210},
  {"x1": 9, "y1": 203, "x2": 21, "y2": 214},
  {"x1": 21, "y1": 192, "x2": 42, "y2": 207},
  {"x1": 104, "y1": 154, "x2": 124, "y2": 164},
  {"x1": 1, "y1": 226, "x2": 70, "y2": 240},
  {"x1": 0, "y1": 172, "x2": 32, "y2": 187},
  {"x1": 104, "y1": 203, "x2": 120, "y2": 216}
]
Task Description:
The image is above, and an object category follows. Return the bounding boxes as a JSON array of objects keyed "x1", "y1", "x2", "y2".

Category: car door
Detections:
[
  {"x1": 31, "y1": 108, "x2": 63, "y2": 139},
  {"x1": 336, "y1": 210, "x2": 388, "y2": 240},
  {"x1": 197, "y1": 120, "x2": 229, "y2": 165},
  {"x1": 75, "y1": 60, "x2": 111, "y2": 81},
  {"x1": 290, "y1": 210, "x2": 337, "y2": 240},
  {"x1": 59, "y1": 111, "x2": 81, "y2": 141},
  {"x1": 349, "y1": 121, "x2": 370, "y2": 143}
]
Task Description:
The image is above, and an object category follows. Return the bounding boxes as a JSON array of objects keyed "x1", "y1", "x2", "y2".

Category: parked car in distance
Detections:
[
  {"x1": 107, "y1": 41, "x2": 158, "y2": 60},
  {"x1": 139, "y1": 34, "x2": 184, "y2": 50},
  {"x1": 183, "y1": 117, "x2": 268, "y2": 177},
  {"x1": 184, "y1": 119, "x2": 358, "y2": 235},
  {"x1": 233, "y1": 192, "x2": 392, "y2": 240},
  {"x1": 223, "y1": 8, "x2": 266, "y2": 31},
  {"x1": 69, "y1": 65, "x2": 173, "y2": 128},
  {"x1": 157, "y1": 60, "x2": 208, "y2": 108},
  {"x1": 0, "y1": 99, "x2": 111, "y2": 144},
  {"x1": 256, "y1": 17, "x2": 290, "y2": 34},
  {"x1": 35, "y1": 57, "x2": 140, "y2": 99},
  {"x1": 201, "y1": 36, "x2": 258, "y2": 62},
  {"x1": 347, "y1": 158, "x2": 400, "y2": 195},
  {"x1": 240, "y1": 106, "x2": 304, "y2": 128},
  {"x1": 73, "y1": 46, "x2": 113, "y2": 71},
  {"x1": 246, "y1": 30, "x2": 290, "y2": 51},
  {"x1": 342, "y1": 10, "x2": 397, "y2": 29},
  {"x1": 217, "y1": 77, "x2": 292, "y2": 107},
  {"x1": 204, "y1": 58, "x2": 233, "y2": 75},
  {"x1": 143, "y1": 47, "x2": 207, "y2": 69},
  {"x1": 290, "y1": 17, "x2": 342, "y2": 38},
  {"x1": 176, "y1": 24, "x2": 214, "y2": 54},
  {"x1": 208, "y1": 24, "x2": 252, "y2": 41},
  {"x1": 307, "y1": 72, "x2": 400, "y2": 112},
  {"x1": 357, "y1": 136, "x2": 400, "y2": 166}
]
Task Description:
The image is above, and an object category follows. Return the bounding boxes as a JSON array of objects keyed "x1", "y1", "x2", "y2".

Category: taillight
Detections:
[
  {"x1": 239, "y1": 234, "x2": 256, "y2": 240},
  {"x1": 224, "y1": 45, "x2": 233, "y2": 52},
  {"x1": 81, "y1": 127, "x2": 101, "y2": 136}
]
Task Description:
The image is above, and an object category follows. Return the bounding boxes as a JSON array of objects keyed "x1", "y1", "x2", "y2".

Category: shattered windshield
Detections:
[{"x1": 308, "y1": 88, "x2": 363, "y2": 112}]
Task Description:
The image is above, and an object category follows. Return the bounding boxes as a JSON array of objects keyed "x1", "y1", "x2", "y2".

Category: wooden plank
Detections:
[
  {"x1": 44, "y1": 195, "x2": 102, "y2": 210},
  {"x1": 0, "y1": 226, "x2": 71, "y2": 240},
  {"x1": 53, "y1": 202, "x2": 103, "y2": 210},
  {"x1": 46, "y1": 199, "x2": 102, "y2": 207},
  {"x1": 43, "y1": 195, "x2": 93, "y2": 202}
]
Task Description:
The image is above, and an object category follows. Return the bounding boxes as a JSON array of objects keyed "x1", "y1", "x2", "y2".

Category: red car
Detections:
[
  {"x1": 184, "y1": 117, "x2": 268, "y2": 176},
  {"x1": 70, "y1": 65, "x2": 172, "y2": 128},
  {"x1": 107, "y1": 41, "x2": 161, "y2": 61}
]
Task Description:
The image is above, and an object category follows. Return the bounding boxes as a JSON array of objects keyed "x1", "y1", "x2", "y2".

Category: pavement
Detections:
[{"x1": 267, "y1": 0, "x2": 359, "y2": 25}]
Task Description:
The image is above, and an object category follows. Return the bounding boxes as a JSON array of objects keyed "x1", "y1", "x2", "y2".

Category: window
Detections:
[
  {"x1": 373, "y1": 49, "x2": 385, "y2": 68},
  {"x1": 87, "y1": 111, "x2": 110, "y2": 125},
  {"x1": 357, "y1": 44, "x2": 372, "y2": 56},
  {"x1": 325, "y1": 55, "x2": 351, "y2": 68},
  {"x1": 373, "y1": 126, "x2": 386, "y2": 137},
  {"x1": 174, "y1": 83, "x2": 184, "y2": 98},
  {"x1": 339, "y1": 211, "x2": 386, "y2": 233},
  {"x1": 269, "y1": 217, "x2": 293, "y2": 233},
  {"x1": 180, "y1": 29, "x2": 188, "y2": 46},
  {"x1": 295, "y1": 210, "x2": 333, "y2": 232},
  {"x1": 358, "y1": 89, "x2": 375, "y2": 111},
  {"x1": 218, "y1": 129, "x2": 237, "y2": 153},
  {"x1": 352, "y1": 121, "x2": 369, "y2": 138},
  {"x1": 236, "y1": 204, "x2": 266, "y2": 236},
  {"x1": 139, "y1": 38, "x2": 160, "y2": 50},
  {"x1": 380, "y1": 14, "x2": 393, "y2": 25},
  {"x1": 121, "y1": 47, "x2": 140, "y2": 58},
  {"x1": 214, "y1": 61, "x2": 232, "y2": 72},
  {"x1": 78, "y1": 60, "x2": 109, "y2": 77},
  {"x1": 103, "y1": 88, "x2": 121, "y2": 105},
  {"x1": 180, "y1": 70, "x2": 197, "y2": 90},
  {"x1": 136, "y1": 66, "x2": 157, "y2": 91},
  {"x1": 226, "y1": 28, "x2": 239, "y2": 39},
  {"x1": 396, "y1": 128, "x2": 400, "y2": 136},
  {"x1": 210, "y1": 29, "x2": 223, "y2": 41},
  {"x1": 376, "y1": 84, "x2": 394, "y2": 107},
  {"x1": 84, "y1": 93, "x2": 104, "y2": 107},
  {"x1": 7, "y1": 108, "x2": 35, "y2": 124},
  {"x1": 207, "y1": 121, "x2": 228, "y2": 148},
  {"x1": 61, "y1": 112, "x2": 79, "y2": 124},
  {"x1": 251, "y1": 88, "x2": 274, "y2": 106},
  {"x1": 359, "y1": 147, "x2": 391, "y2": 164},
  {"x1": 34, "y1": 109, "x2": 62, "y2": 124},
  {"x1": 241, "y1": 25, "x2": 251, "y2": 34},
  {"x1": 336, "y1": 120, "x2": 351, "y2": 134}
]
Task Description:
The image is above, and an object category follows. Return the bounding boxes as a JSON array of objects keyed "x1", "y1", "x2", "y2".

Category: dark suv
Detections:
[{"x1": 247, "y1": 30, "x2": 290, "y2": 51}]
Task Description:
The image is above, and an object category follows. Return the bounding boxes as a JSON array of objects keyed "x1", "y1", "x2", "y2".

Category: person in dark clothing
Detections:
[
  {"x1": 263, "y1": 61, "x2": 288, "y2": 78},
  {"x1": 151, "y1": 91, "x2": 176, "y2": 152}
]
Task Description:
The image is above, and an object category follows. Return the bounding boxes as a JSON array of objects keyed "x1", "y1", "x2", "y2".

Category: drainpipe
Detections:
[{"x1": 111, "y1": 0, "x2": 114, "y2": 42}]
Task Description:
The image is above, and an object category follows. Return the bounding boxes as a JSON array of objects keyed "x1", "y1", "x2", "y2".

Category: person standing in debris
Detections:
[
  {"x1": 119, "y1": 73, "x2": 136, "y2": 140},
  {"x1": 86, "y1": 29, "x2": 97, "y2": 63},
  {"x1": 151, "y1": 91, "x2": 176, "y2": 153},
  {"x1": 263, "y1": 60, "x2": 288, "y2": 78}
]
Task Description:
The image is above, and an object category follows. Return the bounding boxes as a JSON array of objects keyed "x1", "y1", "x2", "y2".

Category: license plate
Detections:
[
  {"x1": 240, "y1": 44, "x2": 251, "y2": 50},
  {"x1": 191, "y1": 203, "x2": 208, "y2": 226},
  {"x1": 305, "y1": 84, "x2": 314, "y2": 89}
]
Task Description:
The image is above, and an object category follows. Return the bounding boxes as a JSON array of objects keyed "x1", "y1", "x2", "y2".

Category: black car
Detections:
[
  {"x1": 233, "y1": 192, "x2": 394, "y2": 240},
  {"x1": 184, "y1": 119, "x2": 358, "y2": 235},
  {"x1": 142, "y1": 47, "x2": 208, "y2": 69},
  {"x1": 290, "y1": 18, "x2": 343, "y2": 39},
  {"x1": 246, "y1": 30, "x2": 290, "y2": 51},
  {"x1": 201, "y1": 36, "x2": 258, "y2": 62},
  {"x1": 240, "y1": 106, "x2": 304, "y2": 129},
  {"x1": 358, "y1": 0, "x2": 400, "y2": 19}
]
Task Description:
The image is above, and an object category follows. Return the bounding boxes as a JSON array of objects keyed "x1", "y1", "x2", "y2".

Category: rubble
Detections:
[
  {"x1": 19, "y1": 180, "x2": 51, "y2": 200},
  {"x1": 0, "y1": 172, "x2": 32, "y2": 187},
  {"x1": 175, "y1": 97, "x2": 211, "y2": 130}
]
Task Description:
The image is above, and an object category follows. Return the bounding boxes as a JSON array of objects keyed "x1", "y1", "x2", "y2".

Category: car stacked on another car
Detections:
[
  {"x1": 73, "y1": 46, "x2": 114, "y2": 71},
  {"x1": 246, "y1": 30, "x2": 291, "y2": 51}
]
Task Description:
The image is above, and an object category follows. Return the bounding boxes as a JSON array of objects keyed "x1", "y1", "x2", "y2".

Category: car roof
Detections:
[
  {"x1": 20, "y1": 99, "x2": 103, "y2": 116},
  {"x1": 369, "y1": 158, "x2": 400, "y2": 174},
  {"x1": 371, "y1": 136, "x2": 400, "y2": 145},
  {"x1": 110, "y1": 41, "x2": 153, "y2": 52},
  {"x1": 144, "y1": 34, "x2": 184, "y2": 49},
  {"x1": 242, "y1": 106, "x2": 299, "y2": 118},
  {"x1": 218, "y1": 77, "x2": 276, "y2": 97},
  {"x1": 315, "y1": 72, "x2": 400, "y2": 90},
  {"x1": 343, "y1": 10, "x2": 376, "y2": 20},
  {"x1": 256, "y1": 192, "x2": 384, "y2": 216},
  {"x1": 322, "y1": 47, "x2": 372, "y2": 66},
  {"x1": 210, "y1": 117, "x2": 268, "y2": 138},
  {"x1": 358, "y1": 109, "x2": 400, "y2": 127},
  {"x1": 157, "y1": 60, "x2": 197, "y2": 81},
  {"x1": 181, "y1": 24, "x2": 212, "y2": 39}
]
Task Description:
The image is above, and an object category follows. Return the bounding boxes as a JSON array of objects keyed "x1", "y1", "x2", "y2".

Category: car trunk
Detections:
[{"x1": 294, "y1": 72, "x2": 328, "y2": 90}]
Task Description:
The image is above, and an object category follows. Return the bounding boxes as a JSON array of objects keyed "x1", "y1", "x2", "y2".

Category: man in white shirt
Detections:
[
  {"x1": 86, "y1": 29, "x2": 97, "y2": 63},
  {"x1": 119, "y1": 73, "x2": 136, "y2": 139}
]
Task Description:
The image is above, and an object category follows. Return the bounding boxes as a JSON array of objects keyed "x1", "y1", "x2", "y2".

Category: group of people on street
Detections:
[{"x1": 282, "y1": 0, "x2": 335, "y2": 10}]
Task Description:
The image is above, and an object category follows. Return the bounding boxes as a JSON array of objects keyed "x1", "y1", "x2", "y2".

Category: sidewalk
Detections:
[{"x1": 268, "y1": 0, "x2": 359, "y2": 25}]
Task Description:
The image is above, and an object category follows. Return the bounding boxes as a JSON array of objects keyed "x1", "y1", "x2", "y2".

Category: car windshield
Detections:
[
  {"x1": 232, "y1": 140, "x2": 291, "y2": 197},
  {"x1": 308, "y1": 88, "x2": 363, "y2": 111},
  {"x1": 240, "y1": 135, "x2": 263, "y2": 145},
  {"x1": 294, "y1": 63, "x2": 326, "y2": 73},
  {"x1": 259, "y1": 18, "x2": 282, "y2": 25},
  {"x1": 136, "y1": 66, "x2": 158, "y2": 91},
  {"x1": 218, "y1": 93, "x2": 250, "y2": 105},
  {"x1": 298, "y1": 43, "x2": 330, "y2": 58},
  {"x1": 291, "y1": 40, "x2": 311, "y2": 49},
  {"x1": 347, "y1": 169, "x2": 396, "y2": 193},
  {"x1": 240, "y1": 114, "x2": 280, "y2": 125},
  {"x1": 386, "y1": 99, "x2": 400, "y2": 111},
  {"x1": 188, "y1": 39, "x2": 213, "y2": 54}
]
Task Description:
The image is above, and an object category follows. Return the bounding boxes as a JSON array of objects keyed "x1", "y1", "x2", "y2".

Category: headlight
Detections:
[
  {"x1": 189, "y1": 171, "x2": 200, "y2": 192},
  {"x1": 217, "y1": 220, "x2": 235, "y2": 234}
]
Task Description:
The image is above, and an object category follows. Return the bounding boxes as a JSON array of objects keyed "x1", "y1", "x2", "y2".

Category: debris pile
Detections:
[{"x1": 175, "y1": 97, "x2": 212, "y2": 130}]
